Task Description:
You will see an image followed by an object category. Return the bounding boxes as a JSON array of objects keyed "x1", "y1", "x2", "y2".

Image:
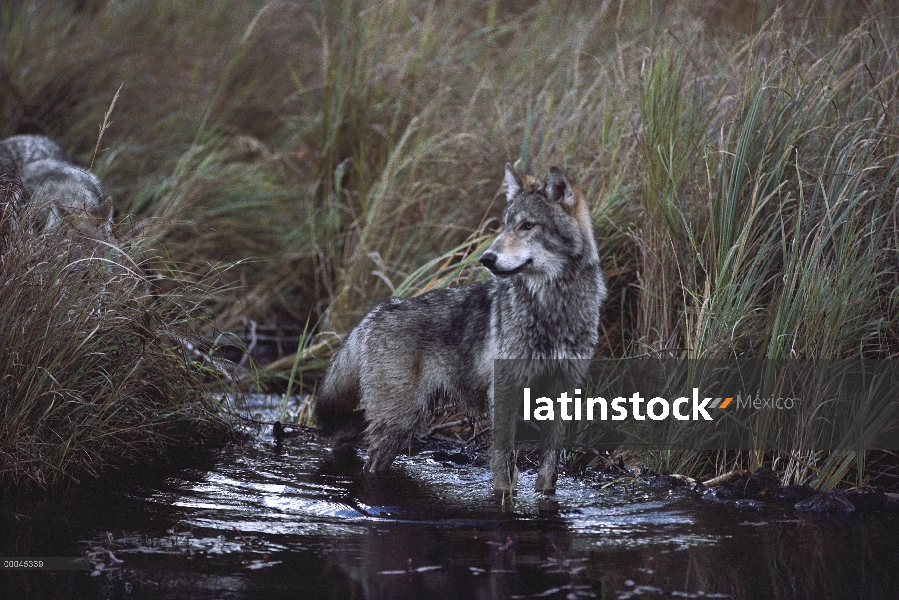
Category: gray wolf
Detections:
[
  {"x1": 315, "y1": 164, "x2": 606, "y2": 494},
  {"x1": 0, "y1": 134, "x2": 115, "y2": 243}
]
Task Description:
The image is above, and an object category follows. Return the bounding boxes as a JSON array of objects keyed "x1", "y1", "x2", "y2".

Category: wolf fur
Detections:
[
  {"x1": 315, "y1": 164, "x2": 606, "y2": 493},
  {"x1": 0, "y1": 134, "x2": 115, "y2": 243}
]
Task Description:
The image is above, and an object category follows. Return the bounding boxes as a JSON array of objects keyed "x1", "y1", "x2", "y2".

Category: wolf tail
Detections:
[{"x1": 314, "y1": 332, "x2": 365, "y2": 453}]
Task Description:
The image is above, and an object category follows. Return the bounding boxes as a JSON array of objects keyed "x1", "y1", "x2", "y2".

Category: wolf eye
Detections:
[{"x1": 521, "y1": 221, "x2": 535, "y2": 231}]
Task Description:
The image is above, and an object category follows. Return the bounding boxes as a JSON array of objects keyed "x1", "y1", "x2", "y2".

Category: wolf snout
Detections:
[{"x1": 479, "y1": 251, "x2": 498, "y2": 270}]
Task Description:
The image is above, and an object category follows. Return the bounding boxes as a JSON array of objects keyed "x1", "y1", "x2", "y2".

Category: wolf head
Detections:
[
  {"x1": 24, "y1": 160, "x2": 116, "y2": 244},
  {"x1": 479, "y1": 164, "x2": 597, "y2": 280}
]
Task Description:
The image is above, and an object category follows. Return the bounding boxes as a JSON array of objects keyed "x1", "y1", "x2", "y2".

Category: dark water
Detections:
[{"x1": 3, "y1": 396, "x2": 899, "y2": 600}]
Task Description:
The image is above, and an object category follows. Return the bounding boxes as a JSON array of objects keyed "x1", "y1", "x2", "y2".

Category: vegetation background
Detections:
[{"x1": 1, "y1": 0, "x2": 897, "y2": 488}]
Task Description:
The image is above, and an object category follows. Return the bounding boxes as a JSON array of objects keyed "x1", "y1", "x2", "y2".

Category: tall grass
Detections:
[
  {"x1": 2, "y1": 0, "x2": 898, "y2": 485},
  {"x1": 0, "y1": 178, "x2": 228, "y2": 489}
]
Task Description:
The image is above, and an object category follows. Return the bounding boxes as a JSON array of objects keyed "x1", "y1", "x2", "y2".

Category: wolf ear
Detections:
[
  {"x1": 545, "y1": 166, "x2": 575, "y2": 209},
  {"x1": 504, "y1": 163, "x2": 523, "y2": 202}
]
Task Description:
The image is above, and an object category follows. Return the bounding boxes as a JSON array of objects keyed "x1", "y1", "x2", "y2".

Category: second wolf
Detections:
[
  {"x1": 0, "y1": 134, "x2": 115, "y2": 243},
  {"x1": 316, "y1": 164, "x2": 607, "y2": 493}
]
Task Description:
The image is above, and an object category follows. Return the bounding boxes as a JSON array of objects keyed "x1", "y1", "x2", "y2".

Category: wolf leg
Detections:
[
  {"x1": 315, "y1": 337, "x2": 363, "y2": 454},
  {"x1": 330, "y1": 411, "x2": 366, "y2": 456},
  {"x1": 364, "y1": 430, "x2": 408, "y2": 473},
  {"x1": 535, "y1": 419, "x2": 563, "y2": 494},
  {"x1": 361, "y1": 385, "x2": 424, "y2": 473},
  {"x1": 490, "y1": 439, "x2": 517, "y2": 493},
  {"x1": 490, "y1": 383, "x2": 518, "y2": 493}
]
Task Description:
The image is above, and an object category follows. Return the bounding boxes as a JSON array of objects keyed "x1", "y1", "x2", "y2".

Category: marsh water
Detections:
[{"x1": 3, "y1": 395, "x2": 899, "y2": 600}]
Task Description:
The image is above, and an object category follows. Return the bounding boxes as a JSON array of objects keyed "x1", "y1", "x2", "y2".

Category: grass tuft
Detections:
[{"x1": 0, "y1": 178, "x2": 229, "y2": 490}]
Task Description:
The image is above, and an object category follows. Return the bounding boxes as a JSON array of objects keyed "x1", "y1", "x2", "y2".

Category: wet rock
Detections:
[
  {"x1": 581, "y1": 466, "x2": 621, "y2": 485},
  {"x1": 743, "y1": 467, "x2": 780, "y2": 498},
  {"x1": 733, "y1": 498, "x2": 767, "y2": 510},
  {"x1": 846, "y1": 488, "x2": 889, "y2": 511},
  {"x1": 770, "y1": 484, "x2": 815, "y2": 506},
  {"x1": 668, "y1": 473, "x2": 698, "y2": 487},
  {"x1": 700, "y1": 467, "x2": 781, "y2": 506},
  {"x1": 648, "y1": 474, "x2": 692, "y2": 488},
  {"x1": 794, "y1": 491, "x2": 856, "y2": 516},
  {"x1": 431, "y1": 450, "x2": 470, "y2": 465},
  {"x1": 701, "y1": 486, "x2": 737, "y2": 504}
]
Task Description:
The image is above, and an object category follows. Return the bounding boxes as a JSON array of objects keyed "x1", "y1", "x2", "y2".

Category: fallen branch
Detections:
[
  {"x1": 703, "y1": 469, "x2": 747, "y2": 487},
  {"x1": 423, "y1": 418, "x2": 468, "y2": 438}
]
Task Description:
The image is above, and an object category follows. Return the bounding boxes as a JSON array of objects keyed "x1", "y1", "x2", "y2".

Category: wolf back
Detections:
[
  {"x1": 315, "y1": 164, "x2": 607, "y2": 493},
  {"x1": 0, "y1": 134, "x2": 114, "y2": 242}
]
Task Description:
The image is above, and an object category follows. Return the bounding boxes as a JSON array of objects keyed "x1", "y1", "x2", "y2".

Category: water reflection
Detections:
[{"x1": 2, "y1": 395, "x2": 898, "y2": 599}]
